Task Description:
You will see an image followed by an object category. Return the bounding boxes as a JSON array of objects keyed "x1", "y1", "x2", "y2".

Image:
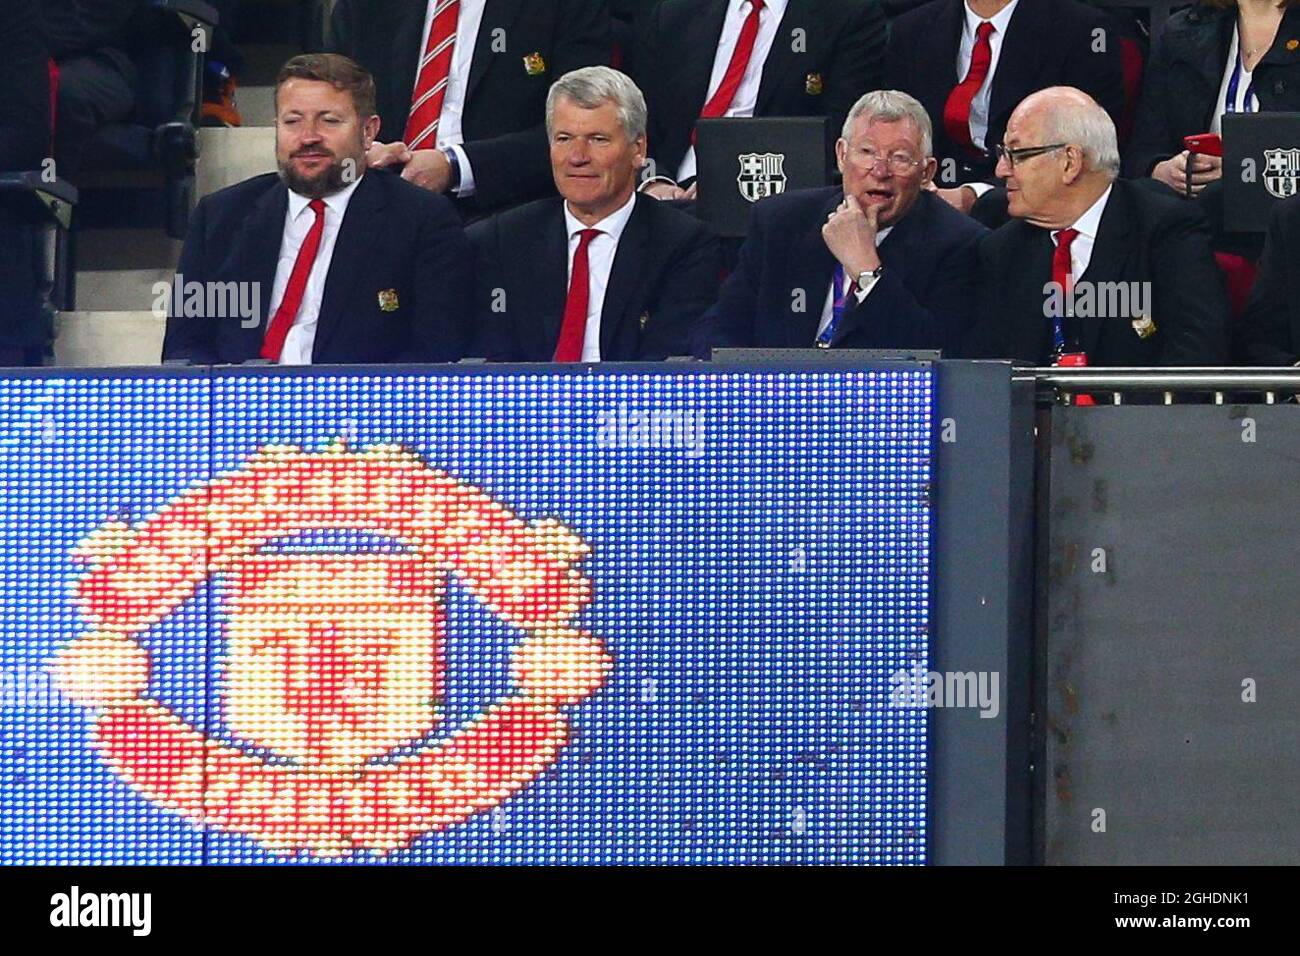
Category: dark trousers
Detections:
[{"x1": 53, "y1": 49, "x2": 136, "y2": 179}]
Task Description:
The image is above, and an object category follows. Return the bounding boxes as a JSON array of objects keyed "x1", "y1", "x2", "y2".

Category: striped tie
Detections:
[{"x1": 405, "y1": 0, "x2": 460, "y2": 150}]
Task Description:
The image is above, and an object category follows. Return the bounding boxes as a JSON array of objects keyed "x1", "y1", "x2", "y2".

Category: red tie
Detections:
[
  {"x1": 553, "y1": 229, "x2": 602, "y2": 362},
  {"x1": 943, "y1": 21, "x2": 995, "y2": 154},
  {"x1": 405, "y1": 0, "x2": 461, "y2": 150},
  {"x1": 261, "y1": 198, "x2": 326, "y2": 362},
  {"x1": 1051, "y1": 227, "x2": 1080, "y2": 304},
  {"x1": 1052, "y1": 227, "x2": 1094, "y2": 403},
  {"x1": 693, "y1": 0, "x2": 766, "y2": 144}
]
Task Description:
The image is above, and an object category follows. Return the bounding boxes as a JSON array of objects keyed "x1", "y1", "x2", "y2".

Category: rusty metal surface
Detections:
[{"x1": 1044, "y1": 406, "x2": 1300, "y2": 864}]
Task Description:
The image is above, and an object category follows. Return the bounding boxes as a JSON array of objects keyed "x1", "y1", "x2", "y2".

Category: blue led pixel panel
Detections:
[{"x1": 0, "y1": 367, "x2": 932, "y2": 864}]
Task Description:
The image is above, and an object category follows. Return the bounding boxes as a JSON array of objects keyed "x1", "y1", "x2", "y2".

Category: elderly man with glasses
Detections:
[
  {"x1": 963, "y1": 86, "x2": 1229, "y2": 367},
  {"x1": 699, "y1": 89, "x2": 988, "y2": 354}
]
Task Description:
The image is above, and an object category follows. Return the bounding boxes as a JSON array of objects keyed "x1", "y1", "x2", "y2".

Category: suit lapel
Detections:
[
  {"x1": 537, "y1": 202, "x2": 572, "y2": 354},
  {"x1": 392, "y1": 0, "x2": 433, "y2": 140},
  {"x1": 789, "y1": 189, "x2": 842, "y2": 346},
  {"x1": 1077, "y1": 185, "x2": 1133, "y2": 356},
  {"x1": 600, "y1": 197, "x2": 652, "y2": 356},
  {"x1": 467, "y1": 0, "x2": 527, "y2": 109},
  {"x1": 239, "y1": 182, "x2": 289, "y2": 352},
  {"x1": 988, "y1": 0, "x2": 1047, "y2": 138},
  {"x1": 311, "y1": 174, "x2": 388, "y2": 362},
  {"x1": 677, "y1": 1, "x2": 732, "y2": 113},
  {"x1": 755, "y1": 0, "x2": 813, "y2": 114}
]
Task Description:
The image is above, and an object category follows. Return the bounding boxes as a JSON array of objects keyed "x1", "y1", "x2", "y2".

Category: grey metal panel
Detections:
[
  {"x1": 931, "y1": 361, "x2": 1036, "y2": 864},
  {"x1": 1045, "y1": 406, "x2": 1300, "y2": 864}
]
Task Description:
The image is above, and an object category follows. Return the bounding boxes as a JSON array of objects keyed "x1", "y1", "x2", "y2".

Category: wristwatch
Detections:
[
  {"x1": 440, "y1": 146, "x2": 462, "y2": 192},
  {"x1": 852, "y1": 264, "x2": 885, "y2": 293}
]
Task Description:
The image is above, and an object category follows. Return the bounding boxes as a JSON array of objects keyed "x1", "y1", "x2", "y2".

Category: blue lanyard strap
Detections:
[
  {"x1": 1226, "y1": 43, "x2": 1258, "y2": 114},
  {"x1": 816, "y1": 264, "x2": 855, "y2": 348}
]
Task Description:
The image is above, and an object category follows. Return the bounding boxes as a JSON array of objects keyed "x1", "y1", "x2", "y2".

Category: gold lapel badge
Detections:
[
  {"x1": 1132, "y1": 315, "x2": 1157, "y2": 339},
  {"x1": 1287, "y1": 39, "x2": 1299, "y2": 51},
  {"x1": 523, "y1": 52, "x2": 547, "y2": 76},
  {"x1": 805, "y1": 72, "x2": 824, "y2": 96},
  {"x1": 378, "y1": 289, "x2": 400, "y2": 313}
]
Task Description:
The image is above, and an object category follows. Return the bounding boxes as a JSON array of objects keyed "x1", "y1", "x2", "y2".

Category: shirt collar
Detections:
[
  {"x1": 563, "y1": 190, "x2": 638, "y2": 243},
  {"x1": 1058, "y1": 183, "x2": 1113, "y2": 242},
  {"x1": 287, "y1": 175, "x2": 363, "y2": 222},
  {"x1": 738, "y1": 0, "x2": 787, "y2": 16},
  {"x1": 963, "y1": 0, "x2": 1019, "y2": 37}
]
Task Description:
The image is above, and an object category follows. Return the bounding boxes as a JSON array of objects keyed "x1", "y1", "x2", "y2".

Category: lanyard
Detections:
[
  {"x1": 816, "y1": 265, "x2": 855, "y2": 348},
  {"x1": 1226, "y1": 43, "x2": 1258, "y2": 114}
]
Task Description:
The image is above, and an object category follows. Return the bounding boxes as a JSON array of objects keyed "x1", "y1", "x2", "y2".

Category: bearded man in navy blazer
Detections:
[
  {"x1": 699, "y1": 90, "x2": 987, "y2": 354},
  {"x1": 469, "y1": 67, "x2": 720, "y2": 361},
  {"x1": 162, "y1": 54, "x2": 472, "y2": 366}
]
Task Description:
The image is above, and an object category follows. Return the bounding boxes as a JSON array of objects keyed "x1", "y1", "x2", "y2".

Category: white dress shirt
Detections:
[
  {"x1": 413, "y1": 0, "x2": 488, "y2": 196},
  {"x1": 957, "y1": 0, "x2": 1020, "y2": 152},
  {"x1": 1211, "y1": 23, "x2": 1261, "y2": 135},
  {"x1": 676, "y1": 0, "x2": 789, "y2": 183},
  {"x1": 267, "y1": 177, "x2": 363, "y2": 365},
  {"x1": 563, "y1": 192, "x2": 638, "y2": 362},
  {"x1": 1052, "y1": 184, "x2": 1112, "y2": 282},
  {"x1": 816, "y1": 226, "x2": 893, "y2": 339}
]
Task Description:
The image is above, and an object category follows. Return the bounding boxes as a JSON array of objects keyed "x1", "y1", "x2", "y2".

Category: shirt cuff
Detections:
[
  {"x1": 963, "y1": 182, "x2": 995, "y2": 199},
  {"x1": 638, "y1": 175, "x2": 678, "y2": 193},
  {"x1": 450, "y1": 144, "x2": 476, "y2": 197}
]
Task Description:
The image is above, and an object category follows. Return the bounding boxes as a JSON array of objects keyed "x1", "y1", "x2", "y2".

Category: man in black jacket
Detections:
[
  {"x1": 700, "y1": 90, "x2": 987, "y2": 353},
  {"x1": 471, "y1": 67, "x2": 720, "y2": 361},
  {"x1": 885, "y1": 0, "x2": 1124, "y2": 213},
  {"x1": 163, "y1": 55, "x2": 472, "y2": 365},
  {"x1": 1238, "y1": 193, "x2": 1300, "y2": 365},
  {"x1": 965, "y1": 87, "x2": 1228, "y2": 366},
  {"x1": 633, "y1": 0, "x2": 885, "y2": 198},
  {"x1": 327, "y1": 0, "x2": 611, "y2": 217}
]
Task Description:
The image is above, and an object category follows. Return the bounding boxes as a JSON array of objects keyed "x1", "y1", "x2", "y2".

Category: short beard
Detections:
[{"x1": 278, "y1": 154, "x2": 350, "y2": 200}]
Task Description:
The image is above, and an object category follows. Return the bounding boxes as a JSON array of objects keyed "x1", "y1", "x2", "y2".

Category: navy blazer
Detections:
[
  {"x1": 469, "y1": 192, "x2": 721, "y2": 361},
  {"x1": 700, "y1": 186, "x2": 988, "y2": 353},
  {"x1": 162, "y1": 170, "x2": 473, "y2": 365},
  {"x1": 632, "y1": 0, "x2": 886, "y2": 179},
  {"x1": 328, "y1": 0, "x2": 611, "y2": 214},
  {"x1": 885, "y1": 0, "x2": 1125, "y2": 184},
  {"x1": 965, "y1": 177, "x2": 1228, "y2": 366}
]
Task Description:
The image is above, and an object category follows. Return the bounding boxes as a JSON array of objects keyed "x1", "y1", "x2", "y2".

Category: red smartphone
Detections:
[{"x1": 1183, "y1": 133, "x2": 1223, "y2": 157}]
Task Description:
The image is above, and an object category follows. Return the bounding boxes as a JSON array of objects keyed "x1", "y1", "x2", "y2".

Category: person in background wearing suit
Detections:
[
  {"x1": 471, "y1": 67, "x2": 720, "y2": 361},
  {"x1": 162, "y1": 54, "x2": 472, "y2": 365},
  {"x1": 1238, "y1": 193, "x2": 1300, "y2": 363},
  {"x1": 328, "y1": 0, "x2": 611, "y2": 217},
  {"x1": 965, "y1": 87, "x2": 1228, "y2": 366},
  {"x1": 885, "y1": 0, "x2": 1124, "y2": 215},
  {"x1": 700, "y1": 90, "x2": 988, "y2": 353},
  {"x1": 1124, "y1": 0, "x2": 1300, "y2": 251},
  {"x1": 634, "y1": 0, "x2": 886, "y2": 201},
  {"x1": 0, "y1": 0, "x2": 53, "y2": 367},
  {"x1": 41, "y1": 0, "x2": 145, "y2": 179}
]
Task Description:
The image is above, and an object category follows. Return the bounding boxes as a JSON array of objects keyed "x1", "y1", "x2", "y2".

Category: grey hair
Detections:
[
  {"x1": 1039, "y1": 94, "x2": 1121, "y2": 178},
  {"x1": 841, "y1": 90, "x2": 933, "y2": 158},
  {"x1": 546, "y1": 66, "x2": 647, "y2": 142}
]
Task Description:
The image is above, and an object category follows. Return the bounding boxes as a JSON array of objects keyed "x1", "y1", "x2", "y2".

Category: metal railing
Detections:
[{"x1": 1021, "y1": 366, "x2": 1300, "y2": 405}]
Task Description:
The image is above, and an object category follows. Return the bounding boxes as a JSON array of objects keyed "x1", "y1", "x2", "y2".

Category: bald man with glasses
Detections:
[{"x1": 963, "y1": 87, "x2": 1228, "y2": 367}]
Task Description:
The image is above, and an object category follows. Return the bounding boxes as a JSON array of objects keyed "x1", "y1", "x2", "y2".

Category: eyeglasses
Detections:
[
  {"x1": 995, "y1": 143, "x2": 1067, "y2": 169},
  {"x1": 852, "y1": 146, "x2": 924, "y2": 174}
]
